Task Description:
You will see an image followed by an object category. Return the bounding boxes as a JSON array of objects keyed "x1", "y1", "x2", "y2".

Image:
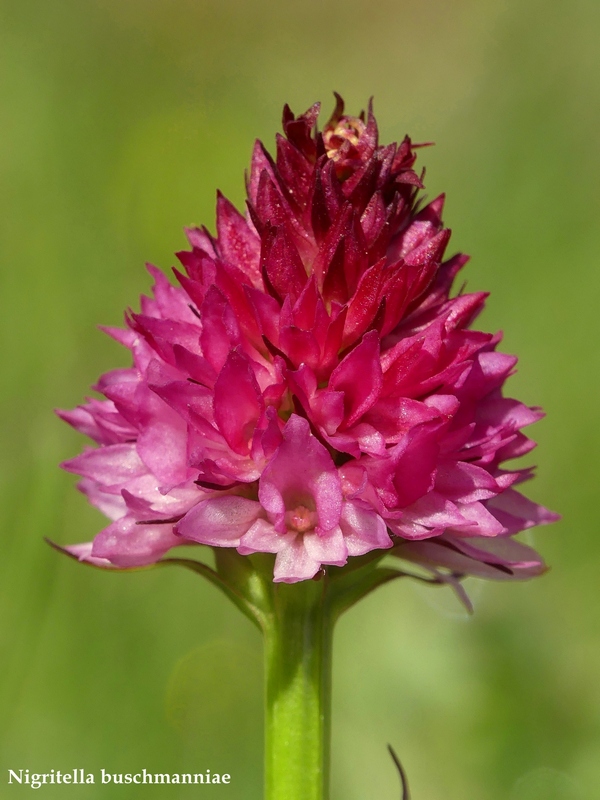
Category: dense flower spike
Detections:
[{"x1": 59, "y1": 97, "x2": 558, "y2": 584}]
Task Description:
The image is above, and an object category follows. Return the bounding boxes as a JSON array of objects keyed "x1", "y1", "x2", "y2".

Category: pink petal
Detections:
[
  {"x1": 91, "y1": 516, "x2": 180, "y2": 567},
  {"x1": 399, "y1": 491, "x2": 467, "y2": 530},
  {"x1": 62, "y1": 444, "x2": 146, "y2": 490},
  {"x1": 216, "y1": 192, "x2": 261, "y2": 283},
  {"x1": 486, "y1": 489, "x2": 560, "y2": 534},
  {"x1": 176, "y1": 496, "x2": 264, "y2": 546},
  {"x1": 261, "y1": 225, "x2": 308, "y2": 304},
  {"x1": 136, "y1": 416, "x2": 191, "y2": 489},
  {"x1": 303, "y1": 526, "x2": 348, "y2": 565},
  {"x1": 78, "y1": 478, "x2": 126, "y2": 521},
  {"x1": 273, "y1": 536, "x2": 322, "y2": 583},
  {"x1": 238, "y1": 518, "x2": 290, "y2": 554},
  {"x1": 340, "y1": 501, "x2": 392, "y2": 555},
  {"x1": 435, "y1": 461, "x2": 500, "y2": 503},
  {"x1": 62, "y1": 542, "x2": 114, "y2": 568},
  {"x1": 451, "y1": 501, "x2": 507, "y2": 536},
  {"x1": 213, "y1": 350, "x2": 263, "y2": 455},
  {"x1": 390, "y1": 423, "x2": 442, "y2": 507},
  {"x1": 397, "y1": 533, "x2": 546, "y2": 581},
  {"x1": 330, "y1": 330, "x2": 383, "y2": 426},
  {"x1": 200, "y1": 285, "x2": 241, "y2": 373}
]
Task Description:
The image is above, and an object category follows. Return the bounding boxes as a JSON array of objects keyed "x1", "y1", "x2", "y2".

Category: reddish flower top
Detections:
[{"x1": 59, "y1": 97, "x2": 557, "y2": 584}]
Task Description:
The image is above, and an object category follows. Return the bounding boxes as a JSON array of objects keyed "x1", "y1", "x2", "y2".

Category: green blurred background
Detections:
[{"x1": 1, "y1": 0, "x2": 598, "y2": 797}]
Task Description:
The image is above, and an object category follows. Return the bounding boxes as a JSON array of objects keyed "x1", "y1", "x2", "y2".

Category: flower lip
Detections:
[
  {"x1": 285, "y1": 504, "x2": 318, "y2": 534},
  {"x1": 258, "y1": 414, "x2": 343, "y2": 534}
]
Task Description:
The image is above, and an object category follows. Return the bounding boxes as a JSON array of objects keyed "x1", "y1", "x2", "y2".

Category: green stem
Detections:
[{"x1": 263, "y1": 577, "x2": 334, "y2": 800}]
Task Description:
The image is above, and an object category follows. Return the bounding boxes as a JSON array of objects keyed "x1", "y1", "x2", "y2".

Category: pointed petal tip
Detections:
[
  {"x1": 543, "y1": 510, "x2": 562, "y2": 525},
  {"x1": 45, "y1": 536, "x2": 71, "y2": 556},
  {"x1": 45, "y1": 538, "x2": 116, "y2": 569}
]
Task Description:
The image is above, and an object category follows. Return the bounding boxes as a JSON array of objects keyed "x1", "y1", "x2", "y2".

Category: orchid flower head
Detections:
[{"x1": 58, "y1": 97, "x2": 558, "y2": 584}]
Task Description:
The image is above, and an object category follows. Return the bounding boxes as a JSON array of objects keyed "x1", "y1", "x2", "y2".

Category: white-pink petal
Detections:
[
  {"x1": 78, "y1": 478, "x2": 127, "y2": 521},
  {"x1": 273, "y1": 537, "x2": 322, "y2": 583},
  {"x1": 91, "y1": 516, "x2": 180, "y2": 567},
  {"x1": 304, "y1": 526, "x2": 348, "y2": 565},
  {"x1": 340, "y1": 501, "x2": 392, "y2": 555},
  {"x1": 62, "y1": 443, "x2": 146, "y2": 489},
  {"x1": 238, "y1": 518, "x2": 289, "y2": 554},
  {"x1": 452, "y1": 501, "x2": 507, "y2": 536},
  {"x1": 177, "y1": 496, "x2": 263, "y2": 546},
  {"x1": 64, "y1": 542, "x2": 114, "y2": 568}
]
